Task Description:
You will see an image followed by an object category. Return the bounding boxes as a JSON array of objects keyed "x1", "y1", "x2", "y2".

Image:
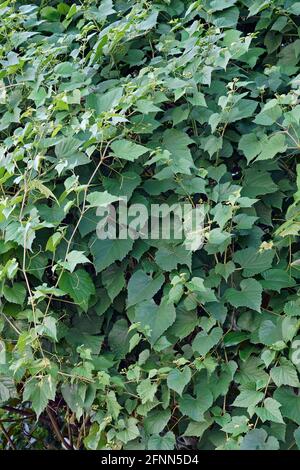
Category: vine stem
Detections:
[
  {"x1": 0, "y1": 420, "x2": 16, "y2": 450},
  {"x1": 46, "y1": 406, "x2": 73, "y2": 450},
  {"x1": 44, "y1": 139, "x2": 112, "y2": 316}
]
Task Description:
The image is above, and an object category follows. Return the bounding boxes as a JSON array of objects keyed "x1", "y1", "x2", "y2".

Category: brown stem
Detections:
[
  {"x1": 46, "y1": 406, "x2": 73, "y2": 450},
  {"x1": 0, "y1": 420, "x2": 16, "y2": 450},
  {"x1": 1, "y1": 405, "x2": 34, "y2": 417}
]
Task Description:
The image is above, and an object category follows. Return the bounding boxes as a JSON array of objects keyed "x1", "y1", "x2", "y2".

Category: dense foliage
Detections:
[{"x1": 1, "y1": 0, "x2": 300, "y2": 450}]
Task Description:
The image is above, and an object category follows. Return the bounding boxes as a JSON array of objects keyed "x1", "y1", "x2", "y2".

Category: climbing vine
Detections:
[{"x1": 1, "y1": 0, "x2": 300, "y2": 450}]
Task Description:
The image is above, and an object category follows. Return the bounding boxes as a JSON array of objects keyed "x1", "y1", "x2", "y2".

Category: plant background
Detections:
[{"x1": 1, "y1": 0, "x2": 300, "y2": 450}]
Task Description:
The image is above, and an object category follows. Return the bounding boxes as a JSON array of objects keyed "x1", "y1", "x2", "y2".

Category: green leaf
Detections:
[
  {"x1": 238, "y1": 133, "x2": 261, "y2": 164},
  {"x1": 5, "y1": 259, "x2": 18, "y2": 280},
  {"x1": 247, "y1": 1, "x2": 271, "y2": 17},
  {"x1": 41, "y1": 6, "x2": 60, "y2": 21},
  {"x1": 134, "y1": 298, "x2": 176, "y2": 346},
  {"x1": 59, "y1": 269, "x2": 95, "y2": 312},
  {"x1": 225, "y1": 279, "x2": 263, "y2": 313},
  {"x1": 242, "y1": 169, "x2": 278, "y2": 197},
  {"x1": 110, "y1": 139, "x2": 149, "y2": 162},
  {"x1": 255, "y1": 134, "x2": 287, "y2": 161},
  {"x1": 232, "y1": 388, "x2": 264, "y2": 409},
  {"x1": 103, "y1": 171, "x2": 141, "y2": 199},
  {"x1": 30, "y1": 180, "x2": 58, "y2": 202},
  {"x1": 86, "y1": 87, "x2": 123, "y2": 114},
  {"x1": 223, "y1": 331, "x2": 250, "y2": 347},
  {"x1": 116, "y1": 418, "x2": 140, "y2": 444},
  {"x1": 274, "y1": 387, "x2": 300, "y2": 425},
  {"x1": 270, "y1": 361, "x2": 300, "y2": 387},
  {"x1": 209, "y1": 0, "x2": 237, "y2": 12},
  {"x1": 221, "y1": 416, "x2": 249, "y2": 436},
  {"x1": 127, "y1": 270, "x2": 164, "y2": 308},
  {"x1": 294, "y1": 427, "x2": 300, "y2": 450},
  {"x1": 167, "y1": 366, "x2": 191, "y2": 396},
  {"x1": 89, "y1": 237, "x2": 134, "y2": 273},
  {"x1": 212, "y1": 6, "x2": 239, "y2": 28},
  {"x1": 162, "y1": 129, "x2": 195, "y2": 175},
  {"x1": 136, "y1": 99, "x2": 161, "y2": 114},
  {"x1": 86, "y1": 191, "x2": 122, "y2": 207},
  {"x1": 108, "y1": 318, "x2": 130, "y2": 359},
  {"x1": 184, "y1": 416, "x2": 214, "y2": 437},
  {"x1": 61, "y1": 383, "x2": 86, "y2": 420},
  {"x1": 55, "y1": 136, "x2": 81, "y2": 158},
  {"x1": 137, "y1": 378, "x2": 158, "y2": 404},
  {"x1": 148, "y1": 431, "x2": 175, "y2": 450},
  {"x1": 60, "y1": 250, "x2": 91, "y2": 273},
  {"x1": 258, "y1": 319, "x2": 284, "y2": 347},
  {"x1": 179, "y1": 391, "x2": 213, "y2": 421},
  {"x1": 23, "y1": 376, "x2": 57, "y2": 418},
  {"x1": 106, "y1": 391, "x2": 121, "y2": 420},
  {"x1": 102, "y1": 264, "x2": 125, "y2": 302},
  {"x1": 155, "y1": 244, "x2": 192, "y2": 271},
  {"x1": 144, "y1": 409, "x2": 171, "y2": 435},
  {"x1": 168, "y1": 307, "x2": 198, "y2": 340},
  {"x1": 260, "y1": 269, "x2": 295, "y2": 292},
  {"x1": 192, "y1": 327, "x2": 223, "y2": 356},
  {"x1": 241, "y1": 429, "x2": 279, "y2": 450},
  {"x1": 83, "y1": 423, "x2": 102, "y2": 451},
  {"x1": 233, "y1": 247, "x2": 274, "y2": 277},
  {"x1": 255, "y1": 398, "x2": 284, "y2": 424},
  {"x1": 227, "y1": 99, "x2": 258, "y2": 123},
  {"x1": 203, "y1": 135, "x2": 223, "y2": 158},
  {"x1": 188, "y1": 90, "x2": 207, "y2": 107},
  {"x1": 211, "y1": 361, "x2": 237, "y2": 398},
  {"x1": 3, "y1": 283, "x2": 26, "y2": 305},
  {"x1": 289, "y1": 3, "x2": 300, "y2": 15},
  {"x1": 254, "y1": 102, "x2": 282, "y2": 126},
  {"x1": 96, "y1": 0, "x2": 115, "y2": 20},
  {"x1": 42, "y1": 316, "x2": 58, "y2": 342},
  {"x1": 215, "y1": 261, "x2": 235, "y2": 281},
  {"x1": 54, "y1": 61, "x2": 75, "y2": 77},
  {"x1": 0, "y1": 376, "x2": 17, "y2": 404}
]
